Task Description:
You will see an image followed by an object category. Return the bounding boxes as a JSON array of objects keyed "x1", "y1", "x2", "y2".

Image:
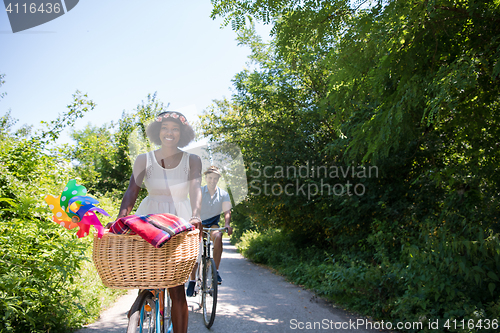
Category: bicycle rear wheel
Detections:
[
  {"x1": 202, "y1": 257, "x2": 218, "y2": 328},
  {"x1": 127, "y1": 290, "x2": 158, "y2": 333}
]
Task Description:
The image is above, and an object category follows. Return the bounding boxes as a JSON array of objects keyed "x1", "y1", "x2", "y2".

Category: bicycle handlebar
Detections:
[{"x1": 202, "y1": 227, "x2": 228, "y2": 233}]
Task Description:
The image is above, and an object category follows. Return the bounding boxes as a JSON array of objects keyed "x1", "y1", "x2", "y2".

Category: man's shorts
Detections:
[{"x1": 202, "y1": 221, "x2": 220, "y2": 228}]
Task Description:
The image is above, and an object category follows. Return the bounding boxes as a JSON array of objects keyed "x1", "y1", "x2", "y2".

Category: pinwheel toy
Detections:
[{"x1": 44, "y1": 180, "x2": 109, "y2": 238}]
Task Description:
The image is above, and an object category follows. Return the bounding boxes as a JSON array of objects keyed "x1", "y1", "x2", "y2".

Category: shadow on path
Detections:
[{"x1": 76, "y1": 239, "x2": 386, "y2": 333}]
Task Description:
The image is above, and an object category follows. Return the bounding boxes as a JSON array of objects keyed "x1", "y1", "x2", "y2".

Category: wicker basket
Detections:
[{"x1": 93, "y1": 229, "x2": 199, "y2": 289}]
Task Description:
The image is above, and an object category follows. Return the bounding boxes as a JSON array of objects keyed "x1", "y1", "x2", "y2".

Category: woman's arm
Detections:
[
  {"x1": 188, "y1": 154, "x2": 202, "y2": 228},
  {"x1": 116, "y1": 173, "x2": 142, "y2": 219}
]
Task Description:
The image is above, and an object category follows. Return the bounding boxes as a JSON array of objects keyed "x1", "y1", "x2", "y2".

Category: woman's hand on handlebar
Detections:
[
  {"x1": 105, "y1": 214, "x2": 127, "y2": 230},
  {"x1": 189, "y1": 217, "x2": 203, "y2": 240}
]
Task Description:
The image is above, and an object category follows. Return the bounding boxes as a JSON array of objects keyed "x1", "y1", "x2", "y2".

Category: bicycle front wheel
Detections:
[
  {"x1": 202, "y1": 257, "x2": 218, "y2": 328},
  {"x1": 164, "y1": 290, "x2": 173, "y2": 333},
  {"x1": 127, "y1": 290, "x2": 158, "y2": 333}
]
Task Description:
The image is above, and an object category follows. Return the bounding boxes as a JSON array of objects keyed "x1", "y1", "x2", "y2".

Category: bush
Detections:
[
  {"x1": 0, "y1": 109, "x2": 125, "y2": 332},
  {"x1": 237, "y1": 228, "x2": 500, "y2": 333},
  {"x1": 0, "y1": 211, "x2": 124, "y2": 332},
  {"x1": 0, "y1": 204, "x2": 86, "y2": 332}
]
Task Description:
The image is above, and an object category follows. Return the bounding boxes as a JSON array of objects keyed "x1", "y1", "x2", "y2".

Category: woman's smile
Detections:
[{"x1": 160, "y1": 121, "x2": 181, "y2": 145}]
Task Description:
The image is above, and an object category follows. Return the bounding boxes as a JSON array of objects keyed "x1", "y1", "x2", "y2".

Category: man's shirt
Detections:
[{"x1": 200, "y1": 185, "x2": 231, "y2": 227}]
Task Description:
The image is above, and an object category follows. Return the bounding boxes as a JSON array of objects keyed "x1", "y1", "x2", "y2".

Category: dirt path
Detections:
[{"x1": 76, "y1": 239, "x2": 382, "y2": 332}]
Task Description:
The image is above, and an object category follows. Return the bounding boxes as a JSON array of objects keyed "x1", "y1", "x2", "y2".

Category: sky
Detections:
[{"x1": 0, "y1": 0, "x2": 271, "y2": 144}]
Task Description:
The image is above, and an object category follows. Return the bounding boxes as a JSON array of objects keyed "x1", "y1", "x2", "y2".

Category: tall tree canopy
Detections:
[
  {"x1": 211, "y1": 0, "x2": 500, "y2": 162},
  {"x1": 203, "y1": 0, "x2": 500, "y2": 329}
]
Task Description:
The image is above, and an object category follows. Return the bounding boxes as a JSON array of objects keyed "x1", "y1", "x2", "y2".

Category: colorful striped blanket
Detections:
[{"x1": 109, "y1": 213, "x2": 194, "y2": 248}]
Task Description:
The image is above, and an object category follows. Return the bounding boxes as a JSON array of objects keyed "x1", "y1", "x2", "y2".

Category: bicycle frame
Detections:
[{"x1": 200, "y1": 227, "x2": 227, "y2": 260}]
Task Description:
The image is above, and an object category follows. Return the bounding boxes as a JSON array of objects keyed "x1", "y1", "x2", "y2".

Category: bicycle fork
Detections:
[
  {"x1": 139, "y1": 297, "x2": 159, "y2": 332},
  {"x1": 138, "y1": 293, "x2": 165, "y2": 333}
]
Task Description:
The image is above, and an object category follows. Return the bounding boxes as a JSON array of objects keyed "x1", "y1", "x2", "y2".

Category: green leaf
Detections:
[
  {"x1": 488, "y1": 283, "x2": 496, "y2": 295},
  {"x1": 488, "y1": 271, "x2": 499, "y2": 282}
]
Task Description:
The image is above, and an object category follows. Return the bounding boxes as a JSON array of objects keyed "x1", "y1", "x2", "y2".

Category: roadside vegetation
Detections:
[
  {"x1": 0, "y1": 79, "x2": 162, "y2": 332},
  {"x1": 206, "y1": 1, "x2": 500, "y2": 332}
]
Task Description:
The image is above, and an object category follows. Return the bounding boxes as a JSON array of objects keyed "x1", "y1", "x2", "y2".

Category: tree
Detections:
[
  {"x1": 206, "y1": 0, "x2": 500, "y2": 328},
  {"x1": 68, "y1": 123, "x2": 116, "y2": 192},
  {"x1": 67, "y1": 92, "x2": 168, "y2": 197},
  {"x1": 213, "y1": 0, "x2": 500, "y2": 159}
]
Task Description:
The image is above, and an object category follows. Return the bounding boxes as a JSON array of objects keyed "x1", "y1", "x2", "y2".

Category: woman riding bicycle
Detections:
[{"x1": 108, "y1": 111, "x2": 202, "y2": 333}]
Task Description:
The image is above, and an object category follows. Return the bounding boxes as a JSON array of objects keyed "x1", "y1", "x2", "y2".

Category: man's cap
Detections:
[{"x1": 204, "y1": 166, "x2": 221, "y2": 176}]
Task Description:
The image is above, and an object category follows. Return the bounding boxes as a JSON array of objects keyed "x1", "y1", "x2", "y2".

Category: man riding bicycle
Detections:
[{"x1": 186, "y1": 166, "x2": 232, "y2": 296}]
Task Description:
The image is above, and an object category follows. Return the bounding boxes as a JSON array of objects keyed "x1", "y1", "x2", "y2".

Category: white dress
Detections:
[{"x1": 135, "y1": 151, "x2": 192, "y2": 221}]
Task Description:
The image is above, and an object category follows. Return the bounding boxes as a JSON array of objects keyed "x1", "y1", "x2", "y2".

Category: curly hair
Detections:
[{"x1": 146, "y1": 111, "x2": 195, "y2": 148}]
